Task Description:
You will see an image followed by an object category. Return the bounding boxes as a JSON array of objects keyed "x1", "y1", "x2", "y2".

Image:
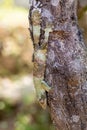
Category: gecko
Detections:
[{"x1": 29, "y1": 0, "x2": 52, "y2": 109}]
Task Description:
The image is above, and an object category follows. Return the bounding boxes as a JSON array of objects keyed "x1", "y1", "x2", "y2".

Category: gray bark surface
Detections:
[{"x1": 29, "y1": 0, "x2": 87, "y2": 130}]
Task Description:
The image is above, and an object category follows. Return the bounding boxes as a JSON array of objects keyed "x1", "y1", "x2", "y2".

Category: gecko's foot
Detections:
[{"x1": 41, "y1": 80, "x2": 51, "y2": 92}]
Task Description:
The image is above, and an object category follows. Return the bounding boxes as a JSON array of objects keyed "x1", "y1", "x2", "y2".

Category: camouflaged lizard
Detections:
[{"x1": 29, "y1": 0, "x2": 52, "y2": 109}]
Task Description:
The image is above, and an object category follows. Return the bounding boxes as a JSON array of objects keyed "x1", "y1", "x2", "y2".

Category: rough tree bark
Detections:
[{"x1": 29, "y1": 0, "x2": 87, "y2": 130}]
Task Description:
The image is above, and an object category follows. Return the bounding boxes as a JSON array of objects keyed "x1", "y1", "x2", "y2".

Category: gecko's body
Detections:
[
  {"x1": 29, "y1": 0, "x2": 52, "y2": 109},
  {"x1": 33, "y1": 49, "x2": 50, "y2": 108}
]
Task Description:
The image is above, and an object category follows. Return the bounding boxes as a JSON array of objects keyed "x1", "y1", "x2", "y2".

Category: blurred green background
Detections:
[{"x1": 0, "y1": 0, "x2": 87, "y2": 130}]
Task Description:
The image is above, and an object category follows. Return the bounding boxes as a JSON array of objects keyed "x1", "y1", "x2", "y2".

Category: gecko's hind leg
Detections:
[{"x1": 41, "y1": 80, "x2": 51, "y2": 92}]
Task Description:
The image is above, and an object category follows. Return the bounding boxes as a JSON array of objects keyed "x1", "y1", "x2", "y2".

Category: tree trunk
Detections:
[{"x1": 29, "y1": 0, "x2": 87, "y2": 130}]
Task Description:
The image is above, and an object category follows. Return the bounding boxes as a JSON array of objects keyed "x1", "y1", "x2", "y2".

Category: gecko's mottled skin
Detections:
[
  {"x1": 33, "y1": 48, "x2": 50, "y2": 109},
  {"x1": 29, "y1": 0, "x2": 52, "y2": 109}
]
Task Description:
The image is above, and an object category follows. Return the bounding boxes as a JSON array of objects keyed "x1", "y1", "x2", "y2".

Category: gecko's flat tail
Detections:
[{"x1": 39, "y1": 98, "x2": 47, "y2": 109}]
